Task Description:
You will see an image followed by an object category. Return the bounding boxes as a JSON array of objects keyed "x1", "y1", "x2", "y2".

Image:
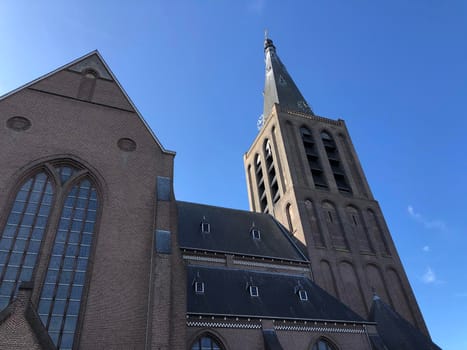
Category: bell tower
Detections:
[{"x1": 244, "y1": 38, "x2": 429, "y2": 334}]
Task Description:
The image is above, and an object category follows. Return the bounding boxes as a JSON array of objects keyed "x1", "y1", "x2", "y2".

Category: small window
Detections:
[
  {"x1": 201, "y1": 222, "x2": 210, "y2": 233},
  {"x1": 298, "y1": 290, "x2": 308, "y2": 301},
  {"x1": 195, "y1": 282, "x2": 204, "y2": 294},
  {"x1": 84, "y1": 69, "x2": 98, "y2": 79},
  {"x1": 251, "y1": 228, "x2": 261, "y2": 240},
  {"x1": 249, "y1": 285, "x2": 259, "y2": 297}
]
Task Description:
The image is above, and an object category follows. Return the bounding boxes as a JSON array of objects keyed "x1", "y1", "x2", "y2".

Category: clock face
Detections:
[{"x1": 257, "y1": 114, "x2": 265, "y2": 130}]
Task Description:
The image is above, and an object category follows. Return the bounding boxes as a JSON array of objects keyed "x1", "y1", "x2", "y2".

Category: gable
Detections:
[{"x1": 0, "y1": 51, "x2": 173, "y2": 155}]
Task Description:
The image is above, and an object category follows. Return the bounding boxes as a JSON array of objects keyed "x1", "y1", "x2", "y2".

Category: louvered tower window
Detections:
[
  {"x1": 0, "y1": 171, "x2": 54, "y2": 310},
  {"x1": 264, "y1": 140, "x2": 280, "y2": 204},
  {"x1": 255, "y1": 155, "x2": 268, "y2": 213},
  {"x1": 321, "y1": 131, "x2": 351, "y2": 193},
  {"x1": 300, "y1": 127, "x2": 328, "y2": 189},
  {"x1": 38, "y1": 177, "x2": 98, "y2": 350}
]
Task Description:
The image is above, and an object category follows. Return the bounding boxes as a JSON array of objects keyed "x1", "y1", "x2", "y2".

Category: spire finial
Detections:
[{"x1": 264, "y1": 32, "x2": 275, "y2": 52}]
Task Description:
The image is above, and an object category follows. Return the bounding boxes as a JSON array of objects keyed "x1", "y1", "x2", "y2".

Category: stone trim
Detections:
[
  {"x1": 284, "y1": 110, "x2": 343, "y2": 127},
  {"x1": 275, "y1": 324, "x2": 365, "y2": 334},
  {"x1": 233, "y1": 259, "x2": 309, "y2": 272},
  {"x1": 183, "y1": 255, "x2": 226, "y2": 264},
  {"x1": 187, "y1": 321, "x2": 261, "y2": 329}
]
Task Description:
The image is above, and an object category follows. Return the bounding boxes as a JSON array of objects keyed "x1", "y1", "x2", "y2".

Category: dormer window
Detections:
[
  {"x1": 251, "y1": 228, "x2": 261, "y2": 240},
  {"x1": 200, "y1": 217, "x2": 210, "y2": 233},
  {"x1": 298, "y1": 289, "x2": 308, "y2": 301},
  {"x1": 201, "y1": 222, "x2": 210, "y2": 233},
  {"x1": 249, "y1": 285, "x2": 259, "y2": 297},
  {"x1": 195, "y1": 282, "x2": 205, "y2": 294}
]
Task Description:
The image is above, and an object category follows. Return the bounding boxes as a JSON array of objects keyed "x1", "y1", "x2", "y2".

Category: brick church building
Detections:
[{"x1": 0, "y1": 38, "x2": 440, "y2": 349}]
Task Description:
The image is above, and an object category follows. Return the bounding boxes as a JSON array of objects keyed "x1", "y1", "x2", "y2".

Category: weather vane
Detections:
[{"x1": 264, "y1": 28, "x2": 269, "y2": 40}]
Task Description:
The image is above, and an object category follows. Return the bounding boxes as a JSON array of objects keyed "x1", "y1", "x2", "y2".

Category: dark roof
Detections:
[
  {"x1": 263, "y1": 330, "x2": 284, "y2": 350},
  {"x1": 263, "y1": 38, "x2": 314, "y2": 118},
  {"x1": 368, "y1": 334, "x2": 389, "y2": 350},
  {"x1": 368, "y1": 296, "x2": 441, "y2": 350},
  {"x1": 187, "y1": 266, "x2": 365, "y2": 322},
  {"x1": 177, "y1": 201, "x2": 308, "y2": 262}
]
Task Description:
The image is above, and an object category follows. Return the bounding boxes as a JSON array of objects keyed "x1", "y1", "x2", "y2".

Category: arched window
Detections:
[
  {"x1": 191, "y1": 334, "x2": 223, "y2": 350},
  {"x1": 78, "y1": 69, "x2": 98, "y2": 100},
  {"x1": 285, "y1": 203, "x2": 294, "y2": 233},
  {"x1": 300, "y1": 127, "x2": 327, "y2": 189},
  {"x1": 264, "y1": 139, "x2": 280, "y2": 204},
  {"x1": 38, "y1": 176, "x2": 99, "y2": 350},
  {"x1": 0, "y1": 171, "x2": 54, "y2": 310},
  {"x1": 0, "y1": 162, "x2": 98, "y2": 349},
  {"x1": 322, "y1": 201, "x2": 349, "y2": 250},
  {"x1": 320, "y1": 131, "x2": 351, "y2": 193},
  {"x1": 312, "y1": 338, "x2": 337, "y2": 350},
  {"x1": 255, "y1": 154, "x2": 267, "y2": 213},
  {"x1": 346, "y1": 206, "x2": 373, "y2": 253}
]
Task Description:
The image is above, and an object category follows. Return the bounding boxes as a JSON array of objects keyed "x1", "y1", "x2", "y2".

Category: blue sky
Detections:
[{"x1": 1, "y1": 1, "x2": 466, "y2": 348}]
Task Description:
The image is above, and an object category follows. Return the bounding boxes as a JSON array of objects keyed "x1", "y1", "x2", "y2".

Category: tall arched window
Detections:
[
  {"x1": 322, "y1": 201, "x2": 349, "y2": 250},
  {"x1": 285, "y1": 203, "x2": 294, "y2": 234},
  {"x1": 300, "y1": 127, "x2": 327, "y2": 189},
  {"x1": 312, "y1": 338, "x2": 337, "y2": 350},
  {"x1": 346, "y1": 206, "x2": 373, "y2": 253},
  {"x1": 38, "y1": 176, "x2": 99, "y2": 350},
  {"x1": 77, "y1": 69, "x2": 98, "y2": 100},
  {"x1": 191, "y1": 334, "x2": 223, "y2": 350},
  {"x1": 264, "y1": 139, "x2": 280, "y2": 204},
  {"x1": 0, "y1": 171, "x2": 54, "y2": 310},
  {"x1": 320, "y1": 131, "x2": 351, "y2": 193},
  {"x1": 255, "y1": 154, "x2": 268, "y2": 213}
]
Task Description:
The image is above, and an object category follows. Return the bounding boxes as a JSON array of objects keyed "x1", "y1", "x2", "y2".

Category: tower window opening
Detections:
[
  {"x1": 300, "y1": 127, "x2": 328, "y2": 190},
  {"x1": 327, "y1": 211, "x2": 333, "y2": 223},
  {"x1": 321, "y1": 131, "x2": 351, "y2": 194},
  {"x1": 264, "y1": 140, "x2": 280, "y2": 204},
  {"x1": 352, "y1": 215, "x2": 358, "y2": 226},
  {"x1": 255, "y1": 155, "x2": 267, "y2": 213}
]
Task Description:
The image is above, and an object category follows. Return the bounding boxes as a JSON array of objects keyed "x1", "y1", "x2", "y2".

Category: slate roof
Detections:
[
  {"x1": 177, "y1": 201, "x2": 308, "y2": 262},
  {"x1": 263, "y1": 38, "x2": 314, "y2": 119},
  {"x1": 368, "y1": 296, "x2": 441, "y2": 350},
  {"x1": 187, "y1": 266, "x2": 365, "y2": 322}
]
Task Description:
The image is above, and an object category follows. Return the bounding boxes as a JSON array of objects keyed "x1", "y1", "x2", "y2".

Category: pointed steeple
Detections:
[{"x1": 263, "y1": 37, "x2": 314, "y2": 119}]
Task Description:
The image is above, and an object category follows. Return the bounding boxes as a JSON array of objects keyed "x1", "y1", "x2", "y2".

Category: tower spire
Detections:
[{"x1": 262, "y1": 38, "x2": 314, "y2": 120}]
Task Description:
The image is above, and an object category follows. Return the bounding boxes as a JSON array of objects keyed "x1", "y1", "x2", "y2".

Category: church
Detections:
[{"x1": 0, "y1": 38, "x2": 441, "y2": 350}]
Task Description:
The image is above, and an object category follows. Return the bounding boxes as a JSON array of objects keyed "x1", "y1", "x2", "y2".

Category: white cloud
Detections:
[
  {"x1": 407, "y1": 205, "x2": 446, "y2": 231},
  {"x1": 422, "y1": 267, "x2": 437, "y2": 284},
  {"x1": 422, "y1": 245, "x2": 430, "y2": 252}
]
